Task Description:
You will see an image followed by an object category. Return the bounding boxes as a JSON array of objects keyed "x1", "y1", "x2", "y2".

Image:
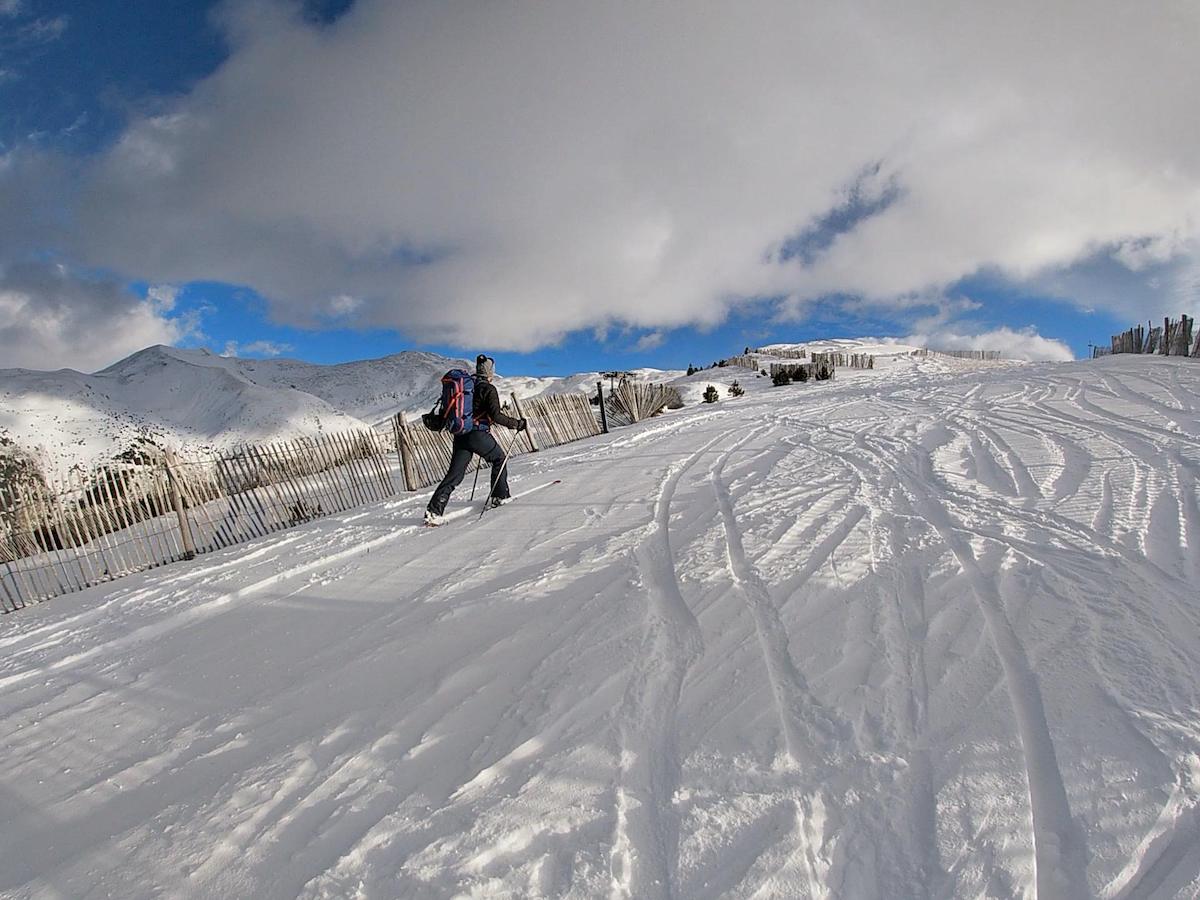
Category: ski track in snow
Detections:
[
  {"x1": 3, "y1": 355, "x2": 1200, "y2": 898},
  {"x1": 610, "y1": 432, "x2": 722, "y2": 899}
]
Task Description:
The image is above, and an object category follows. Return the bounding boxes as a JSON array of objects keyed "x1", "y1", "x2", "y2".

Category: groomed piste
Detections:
[{"x1": 2, "y1": 350, "x2": 1199, "y2": 899}]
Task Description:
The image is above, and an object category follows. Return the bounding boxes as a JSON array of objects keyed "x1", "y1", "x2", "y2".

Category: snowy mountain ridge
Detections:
[{"x1": 0, "y1": 344, "x2": 683, "y2": 471}]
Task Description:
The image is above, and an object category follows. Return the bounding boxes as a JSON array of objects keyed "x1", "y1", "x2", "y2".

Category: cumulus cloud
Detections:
[
  {"x1": 0, "y1": 262, "x2": 194, "y2": 372},
  {"x1": 902, "y1": 326, "x2": 1075, "y2": 362},
  {"x1": 8, "y1": 0, "x2": 1197, "y2": 351}
]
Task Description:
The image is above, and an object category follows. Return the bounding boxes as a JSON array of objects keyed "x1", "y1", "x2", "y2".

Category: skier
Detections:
[{"x1": 424, "y1": 354, "x2": 527, "y2": 526}]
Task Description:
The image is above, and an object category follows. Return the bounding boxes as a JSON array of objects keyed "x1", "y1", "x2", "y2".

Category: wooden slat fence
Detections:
[
  {"x1": 757, "y1": 347, "x2": 808, "y2": 360},
  {"x1": 725, "y1": 355, "x2": 760, "y2": 370},
  {"x1": 1108, "y1": 314, "x2": 1197, "y2": 358},
  {"x1": 1, "y1": 430, "x2": 395, "y2": 614},
  {"x1": 929, "y1": 349, "x2": 1002, "y2": 361},
  {"x1": 769, "y1": 361, "x2": 835, "y2": 382},
  {"x1": 603, "y1": 383, "x2": 684, "y2": 428},
  {"x1": 394, "y1": 391, "x2": 602, "y2": 491},
  {"x1": 811, "y1": 351, "x2": 874, "y2": 369},
  {"x1": 520, "y1": 391, "x2": 604, "y2": 452}
]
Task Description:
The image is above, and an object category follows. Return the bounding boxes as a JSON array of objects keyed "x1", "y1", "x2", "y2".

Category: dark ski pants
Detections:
[{"x1": 427, "y1": 430, "x2": 510, "y2": 515}]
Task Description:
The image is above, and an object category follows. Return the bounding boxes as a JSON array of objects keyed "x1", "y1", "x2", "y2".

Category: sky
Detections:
[{"x1": 1, "y1": 0, "x2": 1198, "y2": 375}]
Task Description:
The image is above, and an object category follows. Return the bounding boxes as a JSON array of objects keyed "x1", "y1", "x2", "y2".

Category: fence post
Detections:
[
  {"x1": 510, "y1": 392, "x2": 538, "y2": 451},
  {"x1": 597, "y1": 382, "x2": 609, "y2": 433},
  {"x1": 396, "y1": 413, "x2": 420, "y2": 491},
  {"x1": 164, "y1": 453, "x2": 197, "y2": 560}
]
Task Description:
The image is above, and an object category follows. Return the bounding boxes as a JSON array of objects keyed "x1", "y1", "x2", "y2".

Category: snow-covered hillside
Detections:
[
  {"x1": 0, "y1": 347, "x2": 362, "y2": 469},
  {"x1": 2, "y1": 353, "x2": 1198, "y2": 899},
  {"x1": 0, "y1": 345, "x2": 682, "y2": 471}
]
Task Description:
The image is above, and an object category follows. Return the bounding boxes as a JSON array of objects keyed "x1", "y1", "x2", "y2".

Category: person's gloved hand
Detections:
[{"x1": 516, "y1": 417, "x2": 528, "y2": 432}]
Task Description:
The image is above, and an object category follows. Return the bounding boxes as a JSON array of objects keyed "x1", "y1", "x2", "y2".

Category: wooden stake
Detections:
[
  {"x1": 397, "y1": 414, "x2": 420, "y2": 492},
  {"x1": 164, "y1": 452, "x2": 197, "y2": 560},
  {"x1": 511, "y1": 393, "x2": 539, "y2": 451}
]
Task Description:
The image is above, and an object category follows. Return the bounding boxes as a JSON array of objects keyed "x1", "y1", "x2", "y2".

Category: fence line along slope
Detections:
[{"x1": 1, "y1": 430, "x2": 394, "y2": 612}]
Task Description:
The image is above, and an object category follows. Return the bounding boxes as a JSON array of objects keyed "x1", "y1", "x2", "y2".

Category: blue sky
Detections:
[
  {"x1": 2, "y1": 1, "x2": 1194, "y2": 374},
  {"x1": 143, "y1": 279, "x2": 1131, "y2": 375}
]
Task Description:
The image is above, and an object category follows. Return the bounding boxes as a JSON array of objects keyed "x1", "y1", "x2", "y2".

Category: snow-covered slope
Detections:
[
  {"x1": 3, "y1": 354, "x2": 1199, "y2": 898},
  {"x1": 152, "y1": 348, "x2": 474, "y2": 426},
  {"x1": 0, "y1": 345, "x2": 684, "y2": 471},
  {"x1": 759, "y1": 336, "x2": 926, "y2": 357}
]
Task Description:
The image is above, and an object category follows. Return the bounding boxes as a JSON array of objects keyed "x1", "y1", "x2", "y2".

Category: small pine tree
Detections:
[
  {"x1": 744, "y1": 346, "x2": 751, "y2": 355},
  {"x1": 729, "y1": 380, "x2": 744, "y2": 397},
  {"x1": 772, "y1": 370, "x2": 791, "y2": 386},
  {"x1": 703, "y1": 384, "x2": 720, "y2": 403},
  {"x1": 686, "y1": 364, "x2": 696, "y2": 376},
  {"x1": 797, "y1": 366, "x2": 810, "y2": 383}
]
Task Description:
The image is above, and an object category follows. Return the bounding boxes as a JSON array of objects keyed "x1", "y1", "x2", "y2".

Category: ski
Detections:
[{"x1": 423, "y1": 479, "x2": 562, "y2": 527}]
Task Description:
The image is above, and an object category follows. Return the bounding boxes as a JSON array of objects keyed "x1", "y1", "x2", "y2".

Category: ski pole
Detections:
[
  {"x1": 469, "y1": 463, "x2": 481, "y2": 501},
  {"x1": 478, "y1": 428, "x2": 521, "y2": 520}
]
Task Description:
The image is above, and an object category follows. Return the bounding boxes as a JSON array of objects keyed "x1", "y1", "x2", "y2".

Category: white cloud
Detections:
[
  {"x1": 221, "y1": 339, "x2": 292, "y2": 358},
  {"x1": 1112, "y1": 234, "x2": 1191, "y2": 273},
  {"x1": 0, "y1": 0, "x2": 23, "y2": 17},
  {"x1": 242, "y1": 340, "x2": 291, "y2": 357},
  {"x1": 146, "y1": 284, "x2": 180, "y2": 312},
  {"x1": 634, "y1": 331, "x2": 665, "y2": 352},
  {"x1": 903, "y1": 326, "x2": 1075, "y2": 362},
  {"x1": 15, "y1": 0, "x2": 1198, "y2": 350},
  {"x1": 327, "y1": 294, "x2": 362, "y2": 317},
  {"x1": 0, "y1": 262, "x2": 192, "y2": 372}
]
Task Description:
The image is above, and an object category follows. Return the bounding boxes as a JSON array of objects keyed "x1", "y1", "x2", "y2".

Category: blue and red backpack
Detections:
[{"x1": 438, "y1": 369, "x2": 488, "y2": 434}]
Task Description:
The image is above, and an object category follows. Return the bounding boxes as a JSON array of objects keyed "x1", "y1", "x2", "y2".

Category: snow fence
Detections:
[
  {"x1": 1105, "y1": 313, "x2": 1199, "y2": 357},
  {"x1": 0, "y1": 430, "x2": 395, "y2": 613}
]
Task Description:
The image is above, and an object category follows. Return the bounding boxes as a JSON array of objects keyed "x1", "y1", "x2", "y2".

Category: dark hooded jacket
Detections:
[{"x1": 473, "y1": 378, "x2": 522, "y2": 430}]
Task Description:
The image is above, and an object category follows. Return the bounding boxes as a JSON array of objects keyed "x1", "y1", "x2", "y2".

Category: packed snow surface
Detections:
[{"x1": 2, "y1": 354, "x2": 1199, "y2": 899}]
